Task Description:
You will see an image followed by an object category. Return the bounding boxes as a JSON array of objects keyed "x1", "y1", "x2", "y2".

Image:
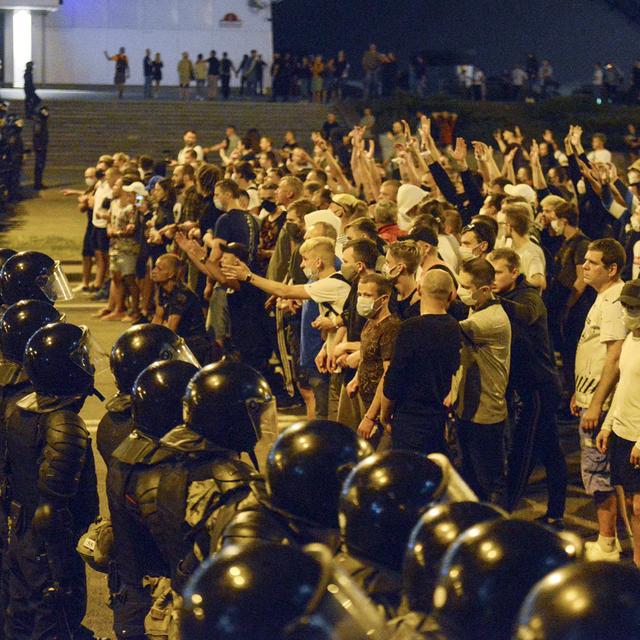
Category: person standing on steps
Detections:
[
  {"x1": 143, "y1": 48, "x2": 153, "y2": 99},
  {"x1": 104, "y1": 47, "x2": 129, "y2": 99},
  {"x1": 151, "y1": 52, "x2": 163, "y2": 97}
]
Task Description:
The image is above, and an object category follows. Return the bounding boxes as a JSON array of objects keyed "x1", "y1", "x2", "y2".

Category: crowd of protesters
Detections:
[
  {"x1": 105, "y1": 45, "x2": 640, "y2": 105},
  {"x1": 65, "y1": 103, "x2": 640, "y2": 566}
]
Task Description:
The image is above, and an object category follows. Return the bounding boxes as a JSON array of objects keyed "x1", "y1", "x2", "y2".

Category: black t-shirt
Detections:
[
  {"x1": 159, "y1": 282, "x2": 206, "y2": 338},
  {"x1": 207, "y1": 56, "x2": 220, "y2": 76},
  {"x1": 499, "y1": 277, "x2": 559, "y2": 390},
  {"x1": 384, "y1": 314, "x2": 462, "y2": 415},
  {"x1": 215, "y1": 209, "x2": 260, "y2": 266},
  {"x1": 220, "y1": 58, "x2": 232, "y2": 76},
  {"x1": 199, "y1": 199, "x2": 223, "y2": 237},
  {"x1": 393, "y1": 289, "x2": 420, "y2": 320}
]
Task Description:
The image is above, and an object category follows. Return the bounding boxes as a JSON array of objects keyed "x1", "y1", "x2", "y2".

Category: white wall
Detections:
[{"x1": 10, "y1": 0, "x2": 274, "y2": 86}]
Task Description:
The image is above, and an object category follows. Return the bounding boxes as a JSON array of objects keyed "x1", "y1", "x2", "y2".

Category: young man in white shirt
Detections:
[
  {"x1": 89, "y1": 166, "x2": 120, "y2": 295},
  {"x1": 572, "y1": 238, "x2": 628, "y2": 560},
  {"x1": 221, "y1": 235, "x2": 351, "y2": 368},
  {"x1": 177, "y1": 129, "x2": 204, "y2": 164},
  {"x1": 597, "y1": 279, "x2": 640, "y2": 567}
]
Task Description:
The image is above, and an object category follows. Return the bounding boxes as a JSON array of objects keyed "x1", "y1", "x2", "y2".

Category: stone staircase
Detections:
[{"x1": 9, "y1": 98, "x2": 353, "y2": 171}]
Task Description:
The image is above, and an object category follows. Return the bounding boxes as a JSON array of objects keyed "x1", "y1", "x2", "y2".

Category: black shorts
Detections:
[
  {"x1": 610, "y1": 432, "x2": 640, "y2": 493},
  {"x1": 92, "y1": 227, "x2": 109, "y2": 253},
  {"x1": 82, "y1": 221, "x2": 95, "y2": 257}
]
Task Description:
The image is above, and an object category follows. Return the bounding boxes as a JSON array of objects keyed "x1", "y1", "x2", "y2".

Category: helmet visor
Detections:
[
  {"x1": 39, "y1": 261, "x2": 73, "y2": 302},
  {"x1": 165, "y1": 339, "x2": 200, "y2": 367},
  {"x1": 70, "y1": 326, "x2": 110, "y2": 377},
  {"x1": 285, "y1": 545, "x2": 389, "y2": 640}
]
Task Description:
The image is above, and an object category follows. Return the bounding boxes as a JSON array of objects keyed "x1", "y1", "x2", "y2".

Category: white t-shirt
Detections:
[
  {"x1": 177, "y1": 144, "x2": 204, "y2": 164},
  {"x1": 304, "y1": 274, "x2": 351, "y2": 353},
  {"x1": 587, "y1": 149, "x2": 612, "y2": 164},
  {"x1": 574, "y1": 281, "x2": 627, "y2": 409},
  {"x1": 515, "y1": 240, "x2": 546, "y2": 281},
  {"x1": 92, "y1": 180, "x2": 113, "y2": 229},
  {"x1": 604, "y1": 333, "x2": 640, "y2": 443}
]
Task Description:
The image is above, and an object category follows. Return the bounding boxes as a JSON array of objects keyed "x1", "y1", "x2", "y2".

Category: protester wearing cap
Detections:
[
  {"x1": 396, "y1": 184, "x2": 428, "y2": 232},
  {"x1": 459, "y1": 220, "x2": 496, "y2": 262},
  {"x1": 597, "y1": 279, "x2": 640, "y2": 567},
  {"x1": 122, "y1": 181, "x2": 148, "y2": 198},
  {"x1": 504, "y1": 182, "x2": 537, "y2": 206},
  {"x1": 305, "y1": 209, "x2": 342, "y2": 239},
  {"x1": 330, "y1": 194, "x2": 362, "y2": 258},
  {"x1": 408, "y1": 225, "x2": 451, "y2": 281}
]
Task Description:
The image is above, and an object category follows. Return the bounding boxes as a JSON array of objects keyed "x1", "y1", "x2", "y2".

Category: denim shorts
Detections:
[{"x1": 109, "y1": 252, "x2": 138, "y2": 277}]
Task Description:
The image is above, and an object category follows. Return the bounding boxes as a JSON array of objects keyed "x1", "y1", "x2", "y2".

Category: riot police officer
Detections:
[
  {"x1": 106, "y1": 359, "x2": 198, "y2": 640},
  {"x1": 0, "y1": 250, "x2": 72, "y2": 305},
  {"x1": 514, "y1": 561, "x2": 640, "y2": 640},
  {"x1": 212, "y1": 419, "x2": 373, "y2": 554},
  {"x1": 3, "y1": 322, "x2": 100, "y2": 639},
  {"x1": 32, "y1": 105, "x2": 49, "y2": 191},
  {"x1": 98, "y1": 323, "x2": 200, "y2": 465},
  {"x1": 107, "y1": 360, "x2": 271, "y2": 640},
  {"x1": 0, "y1": 300, "x2": 62, "y2": 636},
  {"x1": 181, "y1": 542, "x2": 390, "y2": 640},
  {"x1": 389, "y1": 501, "x2": 506, "y2": 638},
  {"x1": 431, "y1": 519, "x2": 581, "y2": 640},
  {"x1": 336, "y1": 450, "x2": 476, "y2": 619},
  {"x1": 0, "y1": 248, "x2": 16, "y2": 319}
]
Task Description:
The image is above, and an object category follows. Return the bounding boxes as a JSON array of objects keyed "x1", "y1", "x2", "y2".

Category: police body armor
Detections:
[
  {"x1": 334, "y1": 551, "x2": 403, "y2": 620},
  {"x1": 97, "y1": 394, "x2": 135, "y2": 466},
  {"x1": 4, "y1": 403, "x2": 98, "y2": 638}
]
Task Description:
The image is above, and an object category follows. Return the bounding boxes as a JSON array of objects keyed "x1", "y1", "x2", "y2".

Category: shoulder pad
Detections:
[
  {"x1": 112, "y1": 431, "x2": 171, "y2": 466},
  {"x1": 191, "y1": 456, "x2": 263, "y2": 486},
  {"x1": 105, "y1": 393, "x2": 132, "y2": 413}
]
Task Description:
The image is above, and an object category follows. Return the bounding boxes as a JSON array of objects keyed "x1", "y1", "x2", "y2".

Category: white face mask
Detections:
[
  {"x1": 623, "y1": 307, "x2": 640, "y2": 330},
  {"x1": 459, "y1": 245, "x2": 477, "y2": 262},
  {"x1": 551, "y1": 219, "x2": 565, "y2": 234},
  {"x1": 456, "y1": 285, "x2": 476, "y2": 306},
  {"x1": 85, "y1": 177, "x2": 97, "y2": 187},
  {"x1": 356, "y1": 296, "x2": 376, "y2": 318}
]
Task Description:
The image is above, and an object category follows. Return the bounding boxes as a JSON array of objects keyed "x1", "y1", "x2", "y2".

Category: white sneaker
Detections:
[{"x1": 584, "y1": 539, "x2": 621, "y2": 561}]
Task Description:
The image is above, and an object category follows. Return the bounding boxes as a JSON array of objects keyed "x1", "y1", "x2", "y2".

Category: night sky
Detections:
[{"x1": 272, "y1": 0, "x2": 640, "y2": 85}]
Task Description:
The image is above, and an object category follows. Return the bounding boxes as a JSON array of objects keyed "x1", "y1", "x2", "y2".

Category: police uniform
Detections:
[{"x1": 32, "y1": 108, "x2": 48, "y2": 190}]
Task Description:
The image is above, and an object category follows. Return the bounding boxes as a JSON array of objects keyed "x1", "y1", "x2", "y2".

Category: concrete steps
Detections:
[{"x1": 10, "y1": 99, "x2": 349, "y2": 171}]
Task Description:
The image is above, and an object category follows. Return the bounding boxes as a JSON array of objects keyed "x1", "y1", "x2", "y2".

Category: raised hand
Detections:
[{"x1": 452, "y1": 137, "x2": 468, "y2": 167}]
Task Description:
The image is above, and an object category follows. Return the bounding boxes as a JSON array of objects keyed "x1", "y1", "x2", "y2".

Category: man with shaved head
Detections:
[{"x1": 381, "y1": 269, "x2": 462, "y2": 453}]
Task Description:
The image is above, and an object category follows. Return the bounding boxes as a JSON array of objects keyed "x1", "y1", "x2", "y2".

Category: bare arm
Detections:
[{"x1": 579, "y1": 339, "x2": 624, "y2": 431}]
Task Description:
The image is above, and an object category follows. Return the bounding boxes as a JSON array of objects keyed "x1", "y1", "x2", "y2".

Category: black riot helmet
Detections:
[
  {"x1": 0, "y1": 300, "x2": 62, "y2": 364},
  {"x1": 432, "y1": 519, "x2": 580, "y2": 640},
  {"x1": 183, "y1": 360, "x2": 273, "y2": 453},
  {"x1": 514, "y1": 561, "x2": 640, "y2": 640},
  {"x1": 266, "y1": 420, "x2": 373, "y2": 530},
  {"x1": 181, "y1": 542, "x2": 388, "y2": 640},
  {"x1": 132, "y1": 360, "x2": 199, "y2": 438},
  {"x1": 403, "y1": 501, "x2": 506, "y2": 614},
  {"x1": 110, "y1": 324, "x2": 199, "y2": 395},
  {"x1": 339, "y1": 450, "x2": 446, "y2": 572},
  {"x1": 23, "y1": 322, "x2": 101, "y2": 399},
  {"x1": 0, "y1": 248, "x2": 16, "y2": 273},
  {"x1": 0, "y1": 251, "x2": 72, "y2": 305}
]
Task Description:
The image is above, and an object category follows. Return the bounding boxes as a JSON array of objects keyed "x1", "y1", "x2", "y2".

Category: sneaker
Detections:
[
  {"x1": 72, "y1": 283, "x2": 86, "y2": 293},
  {"x1": 584, "y1": 540, "x2": 621, "y2": 561},
  {"x1": 91, "y1": 290, "x2": 109, "y2": 301}
]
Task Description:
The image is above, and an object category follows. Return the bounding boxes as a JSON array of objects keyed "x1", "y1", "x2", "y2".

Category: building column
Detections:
[{"x1": 12, "y1": 8, "x2": 31, "y2": 88}]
